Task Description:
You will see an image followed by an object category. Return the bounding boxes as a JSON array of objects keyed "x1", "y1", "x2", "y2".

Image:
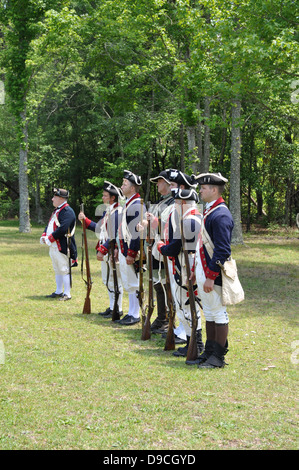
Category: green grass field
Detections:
[{"x1": 0, "y1": 221, "x2": 298, "y2": 450}]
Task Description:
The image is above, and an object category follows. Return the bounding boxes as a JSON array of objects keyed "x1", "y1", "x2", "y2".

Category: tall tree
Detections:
[
  {"x1": 0, "y1": 1, "x2": 55, "y2": 231},
  {"x1": 230, "y1": 98, "x2": 243, "y2": 243},
  {"x1": 0, "y1": 0, "x2": 82, "y2": 230}
]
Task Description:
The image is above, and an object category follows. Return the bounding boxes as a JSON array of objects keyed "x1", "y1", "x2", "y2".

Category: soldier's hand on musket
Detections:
[
  {"x1": 114, "y1": 247, "x2": 119, "y2": 262},
  {"x1": 136, "y1": 218, "x2": 148, "y2": 232},
  {"x1": 189, "y1": 271, "x2": 196, "y2": 285},
  {"x1": 78, "y1": 211, "x2": 85, "y2": 222},
  {"x1": 146, "y1": 212, "x2": 157, "y2": 224},
  {"x1": 97, "y1": 251, "x2": 104, "y2": 261}
]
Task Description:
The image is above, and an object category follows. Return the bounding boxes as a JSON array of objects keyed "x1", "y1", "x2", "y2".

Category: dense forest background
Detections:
[{"x1": 0, "y1": 0, "x2": 298, "y2": 243}]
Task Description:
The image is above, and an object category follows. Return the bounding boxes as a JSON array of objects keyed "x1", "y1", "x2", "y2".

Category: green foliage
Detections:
[{"x1": 0, "y1": 0, "x2": 298, "y2": 225}]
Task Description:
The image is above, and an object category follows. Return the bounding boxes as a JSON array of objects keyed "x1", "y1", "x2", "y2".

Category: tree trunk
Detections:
[
  {"x1": 179, "y1": 121, "x2": 185, "y2": 172},
  {"x1": 219, "y1": 105, "x2": 227, "y2": 165},
  {"x1": 186, "y1": 125, "x2": 199, "y2": 173},
  {"x1": 34, "y1": 115, "x2": 44, "y2": 224},
  {"x1": 256, "y1": 190, "x2": 264, "y2": 218},
  {"x1": 196, "y1": 100, "x2": 203, "y2": 171},
  {"x1": 145, "y1": 140, "x2": 154, "y2": 203},
  {"x1": 19, "y1": 108, "x2": 31, "y2": 233},
  {"x1": 284, "y1": 133, "x2": 294, "y2": 226},
  {"x1": 202, "y1": 96, "x2": 211, "y2": 173},
  {"x1": 34, "y1": 167, "x2": 44, "y2": 224},
  {"x1": 230, "y1": 98, "x2": 243, "y2": 244}
]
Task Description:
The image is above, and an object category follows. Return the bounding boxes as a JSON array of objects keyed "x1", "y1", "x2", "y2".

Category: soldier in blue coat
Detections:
[
  {"x1": 116, "y1": 170, "x2": 146, "y2": 326},
  {"x1": 40, "y1": 188, "x2": 77, "y2": 301},
  {"x1": 192, "y1": 172, "x2": 234, "y2": 368},
  {"x1": 156, "y1": 187, "x2": 204, "y2": 361},
  {"x1": 78, "y1": 181, "x2": 124, "y2": 317}
]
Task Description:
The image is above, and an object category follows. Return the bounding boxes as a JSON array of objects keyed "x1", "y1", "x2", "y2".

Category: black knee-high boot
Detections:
[
  {"x1": 198, "y1": 341, "x2": 229, "y2": 369},
  {"x1": 185, "y1": 334, "x2": 210, "y2": 365},
  {"x1": 173, "y1": 336, "x2": 190, "y2": 357}
]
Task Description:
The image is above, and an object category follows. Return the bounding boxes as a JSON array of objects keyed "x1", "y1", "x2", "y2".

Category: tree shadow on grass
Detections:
[{"x1": 74, "y1": 311, "x2": 189, "y2": 367}]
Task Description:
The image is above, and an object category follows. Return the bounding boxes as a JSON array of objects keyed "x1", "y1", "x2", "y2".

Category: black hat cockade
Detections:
[
  {"x1": 103, "y1": 181, "x2": 124, "y2": 200},
  {"x1": 173, "y1": 188, "x2": 199, "y2": 203},
  {"x1": 53, "y1": 188, "x2": 69, "y2": 198},
  {"x1": 195, "y1": 172, "x2": 228, "y2": 186},
  {"x1": 123, "y1": 170, "x2": 142, "y2": 186},
  {"x1": 149, "y1": 170, "x2": 171, "y2": 184},
  {"x1": 166, "y1": 168, "x2": 180, "y2": 182},
  {"x1": 166, "y1": 169, "x2": 198, "y2": 189}
]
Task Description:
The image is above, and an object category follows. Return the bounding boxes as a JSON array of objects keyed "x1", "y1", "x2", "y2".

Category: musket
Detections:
[
  {"x1": 108, "y1": 207, "x2": 121, "y2": 322},
  {"x1": 80, "y1": 203, "x2": 92, "y2": 314},
  {"x1": 136, "y1": 199, "x2": 146, "y2": 327},
  {"x1": 163, "y1": 251, "x2": 176, "y2": 351},
  {"x1": 141, "y1": 210, "x2": 154, "y2": 341},
  {"x1": 159, "y1": 217, "x2": 176, "y2": 351},
  {"x1": 109, "y1": 238, "x2": 121, "y2": 321},
  {"x1": 180, "y1": 208, "x2": 198, "y2": 362},
  {"x1": 67, "y1": 227, "x2": 72, "y2": 289}
]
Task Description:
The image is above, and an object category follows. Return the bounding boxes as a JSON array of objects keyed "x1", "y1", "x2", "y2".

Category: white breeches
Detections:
[
  {"x1": 101, "y1": 256, "x2": 123, "y2": 310},
  {"x1": 101, "y1": 256, "x2": 123, "y2": 292},
  {"x1": 195, "y1": 258, "x2": 229, "y2": 324},
  {"x1": 49, "y1": 245, "x2": 69, "y2": 275},
  {"x1": 167, "y1": 259, "x2": 201, "y2": 337},
  {"x1": 118, "y1": 252, "x2": 139, "y2": 294}
]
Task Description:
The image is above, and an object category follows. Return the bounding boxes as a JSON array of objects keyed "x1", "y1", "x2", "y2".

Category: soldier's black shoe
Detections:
[
  {"x1": 151, "y1": 319, "x2": 168, "y2": 334},
  {"x1": 161, "y1": 332, "x2": 187, "y2": 344},
  {"x1": 111, "y1": 310, "x2": 123, "y2": 320},
  {"x1": 173, "y1": 336, "x2": 190, "y2": 357},
  {"x1": 103, "y1": 310, "x2": 113, "y2": 318},
  {"x1": 59, "y1": 294, "x2": 71, "y2": 301},
  {"x1": 117, "y1": 314, "x2": 140, "y2": 326},
  {"x1": 46, "y1": 292, "x2": 63, "y2": 298},
  {"x1": 185, "y1": 339, "x2": 214, "y2": 365},
  {"x1": 173, "y1": 346, "x2": 189, "y2": 357},
  {"x1": 98, "y1": 307, "x2": 111, "y2": 316}
]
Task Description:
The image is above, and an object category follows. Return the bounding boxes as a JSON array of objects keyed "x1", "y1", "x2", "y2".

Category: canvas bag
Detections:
[{"x1": 202, "y1": 207, "x2": 244, "y2": 306}]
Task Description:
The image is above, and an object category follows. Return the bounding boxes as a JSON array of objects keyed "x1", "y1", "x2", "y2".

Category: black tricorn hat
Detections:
[
  {"x1": 53, "y1": 188, "x2": 69, "y2": 198},
  {"x1": 123, "y1": 170, "x2": 142, "y2": 186},
  {"x1": 103, "y1": 181, "x2": 124, "y2": 199},
  {"x1": 166, "y1": 169, "x2": 198, "y2": 188},
  {"x1": 174, "y1": 188, "x2": 199, "y2": 202},
  {"x1": 150, "y1": 170, "x2": 171, "y2": 184},
  {"x1": 195, "y1": 172, "x2": 228, "y2": 185}
]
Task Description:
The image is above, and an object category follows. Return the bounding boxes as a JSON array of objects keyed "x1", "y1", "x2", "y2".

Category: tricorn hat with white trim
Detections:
[
  {"x1": 103, "y1": 181, "x2": 124, "y2": 199},
  {"x1": 174, "y1": 188, "x2": 199, "y2": 202},
  {"x1": 53, "y1": 188, "x2": 69, "y2": 198},
  {"x1": 150, "y1": 170, "x2": 171, "y2": 184},
  {"x1": 195, "y1": 172, "x2": 228, "y2": 185},
  {"x1": 166, "y1": 169, "x2": 198, "y2": 189},
  {"x1": 123, "y1": 170, "x2": 142, "y2": 186}
]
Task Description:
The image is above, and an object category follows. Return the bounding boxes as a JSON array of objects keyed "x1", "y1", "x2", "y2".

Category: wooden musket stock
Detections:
[
  {"x1": 141, "y1": 212, "x2": 154, "y2": 341},
  {"x1": 163, "y1": 251, "x2": 176, "y2": 351},
  {"x1": 80, "y1": 203, "x2": 92, "y2": 314}
]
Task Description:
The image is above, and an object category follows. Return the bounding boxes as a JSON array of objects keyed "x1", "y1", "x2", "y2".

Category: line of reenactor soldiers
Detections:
[{"x1": 42, "y1": 169, "x2": 234, "y2": 369}]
